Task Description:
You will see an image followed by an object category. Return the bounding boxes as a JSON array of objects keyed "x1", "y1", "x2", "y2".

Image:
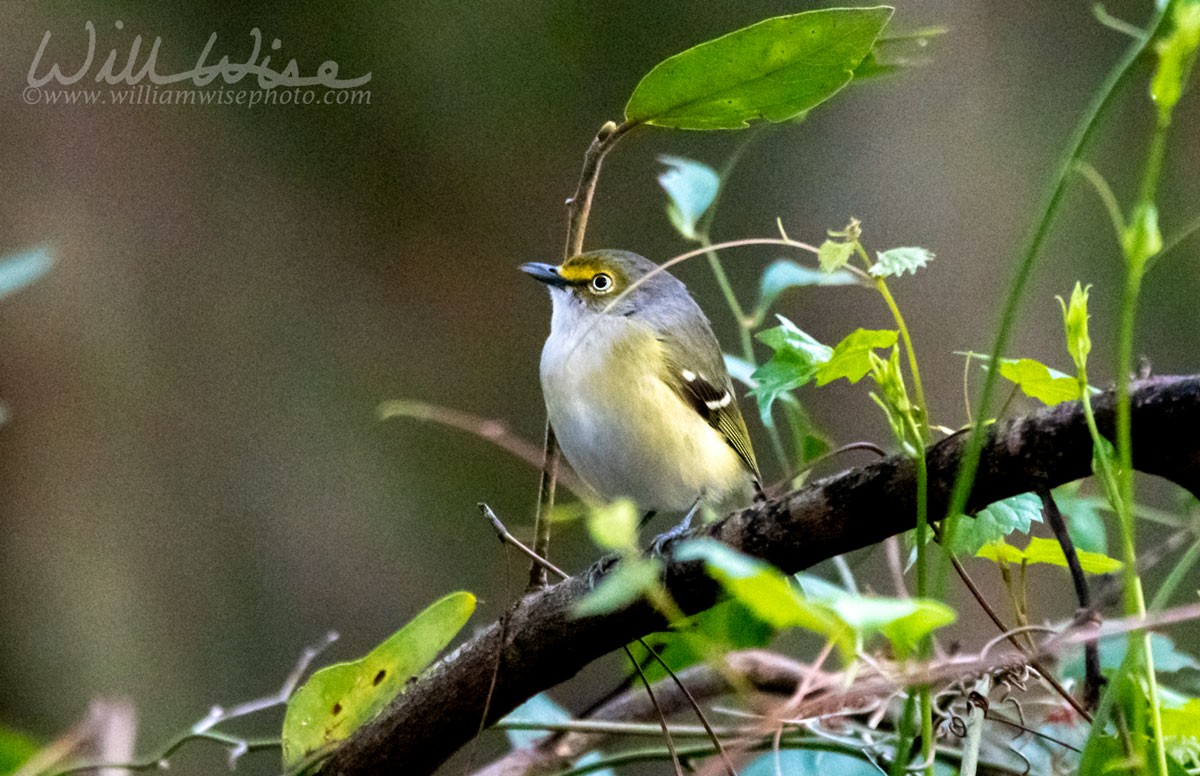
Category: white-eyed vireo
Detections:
[{"x1": 521, "y1": 249, "x2": 761, "y2": 516}]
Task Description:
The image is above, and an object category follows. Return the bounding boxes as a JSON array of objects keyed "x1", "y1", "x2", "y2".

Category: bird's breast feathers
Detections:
[{"x1": 539, "y1": 293, "x2": 749, "y2": 511}]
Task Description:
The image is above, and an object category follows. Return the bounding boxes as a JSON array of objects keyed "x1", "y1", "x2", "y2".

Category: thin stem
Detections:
[
  {"x1": 624, "y1": 645, "x2": 685, "y2": 776},
  {"x1": 564, "y1": 121, "x2": 635, "y2": 258},
  {"x1": 959, "y1": 675, "x2": 991, "y2": 776},
  {"x1": 1040, "y1": 490, "x2": 1103, "y2": 709},
  {"x1": 1150, "y1": 531, "x2": 1200, "y2": 610},
  {"x1": 1073, "y1": 160, "x2": 1128, "y2": 241},
  {"x1": 529, "y1": 425, "x2": 561, "y2": 590},
  {"x1": 942, "y1": 0, "x2": 1170, "y2": 612}
]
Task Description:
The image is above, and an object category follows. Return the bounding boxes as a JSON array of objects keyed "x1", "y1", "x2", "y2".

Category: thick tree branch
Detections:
[{"x1": 322, "y1": 375, "x2": 1200, "y2": 776}]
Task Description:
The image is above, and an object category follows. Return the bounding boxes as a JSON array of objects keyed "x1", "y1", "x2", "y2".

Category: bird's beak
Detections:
[{"x1": 519, "y1": 262, "x2": 570, "y2": 288}]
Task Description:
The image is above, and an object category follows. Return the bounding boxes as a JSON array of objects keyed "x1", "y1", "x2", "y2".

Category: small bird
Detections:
[{"x1": 521, "y1": 249, "x2": 761, "y2": 517}]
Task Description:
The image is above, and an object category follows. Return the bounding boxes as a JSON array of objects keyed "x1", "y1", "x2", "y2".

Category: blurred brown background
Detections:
[{"x1": 0, "y1": 1, "x2": 1197, "y2": 773}]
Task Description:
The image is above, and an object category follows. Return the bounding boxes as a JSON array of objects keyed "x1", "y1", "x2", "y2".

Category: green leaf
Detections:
[
  {"x1": 585, "y1": 499, "x2": 640, "y2": 552},
  {"x1": 795, "y1": 573, "x2": 955, "y2": 659},
  {"x1": 678, "y1": 540, "x2": 954, "y2": 664},
  {"x1": 574, "y1": 557, "x2": 662, "y2": 617},
  {"x1": 1161, "y1": 697, "x2": 1200, "y2": 738},
  {"x1": 675, "y1": 540, "x2": 852, "y2": 658},
  {"x1": 870, "y1": 246, "x2": 934, "y2": 277},
  {"x1": 281, "y1": 592, "x2": 476, "y2": 769},
  {"x1": 625, "y1": 7, "x2": 893, "y2": 130},
  {"x1": 998, "y1": 357, "x2": 1082, "y2": 405},
  {"x1": 1053, "y1": 483, "x2": 1109, "y2": 555},
  {"x1": 941, "y1": 492, "x2": 1043, "y2": 556},
  {"x1": 757, "y1": 258, "x2": 858, "y2": 319},
  {"x1": 658, "y1": 155, "x2": 719, "y2": 241},
  {"x1": 975, "y1": 536, "x2": 1123, "y2": 574},
  {"x1": 1057, "y1": 282, "x2": 1092, "y2": 373},
  {"x1": 817, "y1": 240, "x2": 855, "y2": 273},
  {"x1": 640, "y1": 600, "x2": 775, "y2": 683},
  {"x1": 0, "y1": 249, "x2": 52, "y2": 300},
  {"x1": 814, "y1": 328, "x2": 898, "y2": 386},
  {"x1": 0, "y1": 726, "x2": 38, "y2": 774},
  {"x1": 750, "y1": 317, "x2": 831, "y2": 424}
]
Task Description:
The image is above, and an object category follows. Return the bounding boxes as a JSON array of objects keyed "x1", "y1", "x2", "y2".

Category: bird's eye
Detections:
[{"x1": 590, "y1": 273, "x2": 614, "y2": 294}]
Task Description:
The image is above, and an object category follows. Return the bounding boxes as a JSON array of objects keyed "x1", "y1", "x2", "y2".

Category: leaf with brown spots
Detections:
[{"x1": 280, "y1": 591, "x2": 476, "y2": 770}]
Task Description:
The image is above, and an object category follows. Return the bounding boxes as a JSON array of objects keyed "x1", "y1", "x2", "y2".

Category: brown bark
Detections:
[{"x1": 322, "y1": 375, "x2": 1200, "y2": 776}]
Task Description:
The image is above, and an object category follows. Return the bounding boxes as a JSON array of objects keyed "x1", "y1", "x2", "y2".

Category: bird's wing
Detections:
[{"x1": 659, "y1": 331, "x2": 761, "y2": 487}]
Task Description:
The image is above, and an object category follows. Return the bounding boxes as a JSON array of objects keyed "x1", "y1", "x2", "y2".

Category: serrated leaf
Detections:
[
  {"x1": 998, "y1": 357, "x2": 1082, "y2": 405},
  {"x1": 625, "y1": 7, "x2": 893, "y2": 130},
  {"x1": 814, "y1": 328, "x2": 898, "y2": 386},
  {"x1": 941, "y1": 492, "x2": 1043, "y2": 556},
  {"x1": 818, "y1": 240, "x2": 855, "y2": 273},
  {"x1": 870, "y1": 246, "x2": 933, "y2": 277},
  {"x1": 757, "y1": 258, "x2": 858, "y2": 319},
  {"x1": 658, "y1": 155, "x2": 719, "y2": 241},
  {"x1": 0, "y1": 249, "x2": 53, "y2": 300},
  {"x1": 281, "y1": 592, "x2": 476, "y2": 769},
  {"x1": 976, "y1": 536, "x2": 1123, "y2": 574},
  {"x1": 574, "y1": 558, "x2": 662, "y2": 617},
  {"x1": 750, "y1": 317, "x2": 831, "y2": 424}
]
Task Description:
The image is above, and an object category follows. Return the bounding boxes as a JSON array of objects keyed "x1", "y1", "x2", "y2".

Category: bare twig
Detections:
[
  {"x1": 41, "y1": 632, "x2": 337, "y2": 776},
  {"x1": 1039, "y1": 490, "x2": 1103, "y2": 710}
]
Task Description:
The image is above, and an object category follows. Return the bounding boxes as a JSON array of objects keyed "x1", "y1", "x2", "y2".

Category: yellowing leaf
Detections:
[
  {"x1": 281, "y1": 592, "x2": 476, "y2": 769},
  {"x1": 976, "y1": 537, "x2": 1122, "y2": 575},
  {"x1": 998, "y1": 358, "x2": 1081, "y2": 405}
]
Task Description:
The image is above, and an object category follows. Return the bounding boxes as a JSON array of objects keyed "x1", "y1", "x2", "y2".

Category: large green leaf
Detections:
[
  {"x1": 281, "y1": 592, "x2": 476, "y2": 769},
  {"x1": 625, "y1": 7, "x2": 893, "y2": 130}
]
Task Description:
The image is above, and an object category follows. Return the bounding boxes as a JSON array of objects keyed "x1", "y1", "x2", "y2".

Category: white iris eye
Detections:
[{"x1": 590, "y1": 273, "x2": 613, "y2": 294}]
